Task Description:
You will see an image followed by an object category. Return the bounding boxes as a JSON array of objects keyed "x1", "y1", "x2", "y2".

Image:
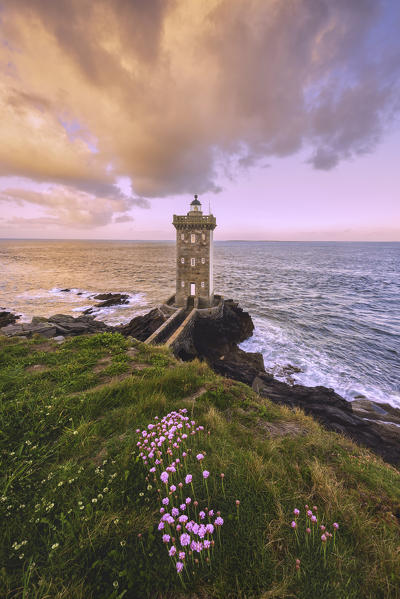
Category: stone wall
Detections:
[{"x1": 173, "y1": 211, "x2": 216, "y2": 308}]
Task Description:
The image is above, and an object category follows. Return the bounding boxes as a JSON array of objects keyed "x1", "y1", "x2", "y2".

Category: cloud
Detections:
[
  {"x1": 0, "y1": 0, "x2": 399, "y2": 209},
  {"x1": 0, "y1": 183, "x2": 148, "y2": 228}
]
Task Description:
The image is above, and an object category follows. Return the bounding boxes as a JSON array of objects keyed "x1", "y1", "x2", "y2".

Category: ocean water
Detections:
[{"x1": 1, "y1": 239, "x2": 399, "y2": 408}]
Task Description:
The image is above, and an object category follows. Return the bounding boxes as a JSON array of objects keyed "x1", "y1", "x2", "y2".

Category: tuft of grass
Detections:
[{"x1": 0, "y1": 332, "x2": 399, "y2": 599}]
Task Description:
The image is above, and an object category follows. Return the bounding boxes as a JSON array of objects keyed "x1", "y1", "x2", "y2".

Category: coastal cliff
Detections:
[
  {"x1": 1, "y1": 301, "x2": 399, "y2": 465},
  {"x1": 108, "y1": 300, "x2": 400, "y2": 466}
]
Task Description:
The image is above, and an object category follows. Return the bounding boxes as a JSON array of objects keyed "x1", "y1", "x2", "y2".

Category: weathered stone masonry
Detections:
[{"x1": 173, "y1": 195, "x2": 217, "y2": 308}]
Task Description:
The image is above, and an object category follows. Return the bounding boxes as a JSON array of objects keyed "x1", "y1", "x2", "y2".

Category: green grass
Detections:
[{"x1": 0, "y1": 332, "x2": 399, "y2": 599}]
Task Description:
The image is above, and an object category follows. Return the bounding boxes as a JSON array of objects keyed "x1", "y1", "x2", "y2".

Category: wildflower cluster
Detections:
[
  {"x1": 136, "y1": 409, "x2": 224, "y2": 578},
  {"x1": 291, "y1": 504, "x2": 339, "y2": 569}
]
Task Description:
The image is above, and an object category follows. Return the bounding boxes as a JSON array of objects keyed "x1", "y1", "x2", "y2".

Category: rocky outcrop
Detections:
[
  {"x1": 251, "y1": 375, "x2": 400, "y2": 465},
  {"x1": 193, "y1": 300, "x2": 254, "y2": 358},
  {"x1": 1, "y1": 314, "x2": 112, "y2": 338},
  {"x1": 0, "y1": 311, "x2": 20, "y2": 329},
  {"x1": 83, "y1": 293, "x2": 129, "y2": 314},
  {"x1": 117, "y1": 307, "x2": 169, "y2": 341},
  {"x1": 150, "y1": 298, "x2": 399, "y2": 466}
]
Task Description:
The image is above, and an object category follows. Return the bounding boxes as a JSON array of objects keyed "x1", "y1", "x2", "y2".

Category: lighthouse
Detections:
[{"x1": 173, "y1": 195, "x2": 217, "y2": 308}]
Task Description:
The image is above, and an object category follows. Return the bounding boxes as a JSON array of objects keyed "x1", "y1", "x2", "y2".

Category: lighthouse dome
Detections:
[{"x1": 191, "y1": 194, "x2": 201, "y2": 206}]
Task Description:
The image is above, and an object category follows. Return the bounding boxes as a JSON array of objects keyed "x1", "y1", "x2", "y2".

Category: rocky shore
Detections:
[{"x1": 1, "y1": 300, "x2": 399, "y2": 465}]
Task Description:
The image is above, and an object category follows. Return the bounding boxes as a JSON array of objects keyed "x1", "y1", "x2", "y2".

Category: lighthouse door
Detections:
[{"x1": 190, "y1": 283, "x2": 196, "y2": 296}]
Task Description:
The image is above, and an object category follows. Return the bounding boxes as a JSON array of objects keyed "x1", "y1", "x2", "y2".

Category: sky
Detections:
[{"x1": 0, "y1": 0, "x2": 399, "y2": 241}]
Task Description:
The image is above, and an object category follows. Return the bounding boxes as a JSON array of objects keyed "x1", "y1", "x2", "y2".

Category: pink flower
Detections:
[
  {"x1": 179, "y1": 515, "x2": 188, "y2": 523},
  {"x1": 236, "y1": 500, "x2": 240, "y2": 506},
  {"x1": 202, "y1": 470, "x2": 209, "y2": 479},
  {"x1": 158, "y1": 522, "x2": 164, "y2": 530},
  {"x1": 220, "y1": 473, "x2": 225, "y2": 478},
  {"x1": 306, "y1": 510, "x2": 313, "y2": 518},
  {"x1": 185, "y1": 497, "x2": 191, "y2": 504},
  {"x1": 206, "y1": 523, "x2": 214, "y2": 534},
  {"x1": 160, "y1": 471, "x2": 169, "y2": 483},
  {"x1": 162, "y1": 497, "x2": 169, "y2": 505},
  {"x1": 214, "y1": 516, "x2": 224, "y2": 526},
  {"x1": 171, "y1": 507, "x2": 179, "y2": 517},
  {"x1": 320, "y1": 525, "x2": 326, "y2": 531},
  {"x1": 204, "y1": 539, "x2": 211, "y2": 549},
  {"x1": 321, "y1": 534, "x2": 327, "y2": 542},
  {"x1": 160, "y1": 507, "x2": 165, "y2": 514},
  {"x1": 170, "y1": 485, "x2": 176, "y2": 492},
  {"x1": 176, "y1": 561, "x2": 184, "y2": 573},
  {"x1": 179, "y1": 551, "x2": 185, "y2": 560},
  {"x1": 306, "y1": 527, "x2": 311, "y2": 535},
  {"x1": 333, "y1": 522, "x2": 339, "y2": 530},
  {"x1": 311, "y1": 515, "x2": 317, "y2": 523},
  {"x1": 199, "y1": 511, "x2": 205, "y2": 519},
  {"x1": 180, "y1": 503, "x2": 186, "y2": 511},
  {"x1": 196, "y1": 453, "x2": 204, "y2": 461},
  {"x1": 208, "y1": 509, "x2": 214, "y2": 517},
  {"x1": 180, "y1": 533, "x2": 191, "y2": 546},
  {"x1": 290, "y1": 521, "x2": 297, "y2": 529},
  {"x1": 293, "y1": 508, "x2": 300, "y2": 516},
  {"x1": 185, "y1": 474, "x2": 192, "y2": 484},
  {"x1": 169, "y1": 545, "x2": 176, "y2": 556},
  {"x1": 162, "y1": 534, "x2": 170, "y2": 543}
]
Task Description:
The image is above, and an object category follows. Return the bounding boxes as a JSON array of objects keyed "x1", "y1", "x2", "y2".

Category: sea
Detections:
[{"x1": 1, "y1": 239, "x2": 399, "y2": 409}]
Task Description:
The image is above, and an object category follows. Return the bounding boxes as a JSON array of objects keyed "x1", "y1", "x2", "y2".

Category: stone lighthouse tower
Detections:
[{"x1": 173, "y1": 195, "x2": 217, "y2": 308}]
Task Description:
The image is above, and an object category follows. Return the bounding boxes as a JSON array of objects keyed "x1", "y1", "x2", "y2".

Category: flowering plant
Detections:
[{"x1": 136, "y1": 409, "x2": 225, "y2": 581}]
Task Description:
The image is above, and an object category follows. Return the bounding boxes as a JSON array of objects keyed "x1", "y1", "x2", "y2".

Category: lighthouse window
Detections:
[
  {"x1": 180, "y1": 257, "x2": 185, "y2": 264},
  {"x1": 202, "y1": 233, "x2": 206, "y2": 241},
  {"x1": 181, "y1": 281, "x2": 185, "y2": 287},
  {"x1": 191, "y1": 234, "x2": 196, "y2": 243},
  {"x1": 191, "y1": 258, "x2": 195, "y2": 266},
  {"x1": 201, "y1": 257, "x2": 205, "y2": 264},
  {"x1": 181, "y1": 234, "x2": 185, "y2": 240},
  {"x1": 201, "y1": 281, "x2": 205, "y2": 288}
]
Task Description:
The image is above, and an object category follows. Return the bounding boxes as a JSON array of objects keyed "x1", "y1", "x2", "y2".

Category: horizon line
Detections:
[{"x1": 0, "y1": 237, "x2": 399, "y2": 243}]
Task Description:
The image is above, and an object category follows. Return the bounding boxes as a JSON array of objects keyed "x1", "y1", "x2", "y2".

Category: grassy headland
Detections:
[{"x1": 1, "y1": 332, "x2": 399, "y2": 599}]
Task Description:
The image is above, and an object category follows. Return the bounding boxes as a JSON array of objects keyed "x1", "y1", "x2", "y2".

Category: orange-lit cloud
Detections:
[{"x1": 0, "y1": 0, "x2": 399, "y2": 230}]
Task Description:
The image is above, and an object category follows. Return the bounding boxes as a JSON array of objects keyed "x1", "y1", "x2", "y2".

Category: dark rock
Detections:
[
  {"x1": 193, "y1": 300, "x2": 254, "y2": 358},
  {"x1": 82, "y1": 293, "x2": 130, "y2": 314},
  {"x1": 60, "y1": 288, "x2": 71, "y2": 292},
  {"x1": 47, "y1": 314, "x2": 112, "y2": 336},
  {"x1": 211, "y1": 348, "x2": 265, "y2": 386},
  {"x1": 352, "y1": 399, "x2": 400, "y2": 425},
  {"x1": 272, "y1": 363, "x2": 303, "y2": 384},
  {"x1": 1, "y1": 314, "x2": 113, "y2": 338},
  {"x1": 0, "y1": 311, "x2": 20, "y2": 329},
  {"x1": 92, "y1": 293, "x2": 129, "y2": 307},
  {"x1": 118, "y1": 307, "x2": 167, "y2": 341},
  {"x1": 1, "y1": 322, "x2": 57, "y2": 338}
]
